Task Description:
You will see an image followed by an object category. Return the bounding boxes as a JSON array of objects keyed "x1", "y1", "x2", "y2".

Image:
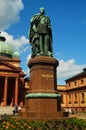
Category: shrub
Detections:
[{"x1": 0, "y1": 116, "x2": 86, "y2": 130}]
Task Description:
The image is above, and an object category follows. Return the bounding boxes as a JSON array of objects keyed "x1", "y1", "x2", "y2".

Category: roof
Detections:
[
  {"x1": 0, "y1": 35, "x2": 20, "y2": 58},
  {"x1": 0, "y1": 36, "x2": 14, "y2": 58},
  {"x1": 0, "y1": 60, "x2": 25, "y2": 77},
  {"x1": 65, "y1": 68, "x2": 86, "y2": 82}
]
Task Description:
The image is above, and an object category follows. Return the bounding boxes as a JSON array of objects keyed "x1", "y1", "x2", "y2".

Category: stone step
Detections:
[{"x1": 0, "y1": 106, "x2": 14, "y2": 115}]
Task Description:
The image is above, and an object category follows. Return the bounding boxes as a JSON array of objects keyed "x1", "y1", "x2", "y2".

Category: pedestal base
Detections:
[
  {"x1": 20, "y1": 111, "x2": 68, "y2": 120},
  {"x1": 20, "y1": 56, "x2": 68, "y2": 119}
]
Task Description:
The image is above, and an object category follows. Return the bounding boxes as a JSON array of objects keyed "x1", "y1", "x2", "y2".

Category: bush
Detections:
[{"x1": 0, "y1": 116, "x2": 86, "y2": 130}]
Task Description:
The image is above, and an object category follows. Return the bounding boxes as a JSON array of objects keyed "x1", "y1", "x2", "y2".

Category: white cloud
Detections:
[
  {"x1": 0, "y1": 0, "x2": 24, "y2": 30},
  {"x1": 1, "y1": 31, "x2": 29, "y2": 52},
  {"x1": 57, "y1": 59, "x2": 86, "y2": 84},
  {"x1": 26, "y1": 54, "x2": 31, "y2": 64},
  {"x1": 24, "y1": 58, "x2": 86, "y2": 84},
  {"x1": 24, "y1": 54, "x2": 31, "y2": 76},
  {"x1": 24, "y1": 58, "x2": 86, "y2": 85}
]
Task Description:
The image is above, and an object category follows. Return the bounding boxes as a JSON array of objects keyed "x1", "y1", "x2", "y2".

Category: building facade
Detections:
[
  {"x1": 24, "y1": 68, "x2": 86, "y2": 112},
  {"x1": 58, "y1": 68, "x2": 86, "y2": 112},
  {"x1": 0, "y1": 35, "x2": 25, "y2": 107}
]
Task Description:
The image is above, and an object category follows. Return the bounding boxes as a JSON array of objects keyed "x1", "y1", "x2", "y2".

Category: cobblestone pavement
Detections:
[{"x1": 69, "y1": 113, "x2": 86, "y2": 119}]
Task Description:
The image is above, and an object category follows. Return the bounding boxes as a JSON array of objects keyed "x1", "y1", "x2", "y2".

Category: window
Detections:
[
  {"x1": 75, "y1": 108, "x2": 77, "y2": 111},
  {"x1": 82, "y1": 108, "x2": 84, "y2": 111},
  {"x1": 74, "y1": 94, "x2": 77, "y2": 103},
  {"x1": 81, "y1": 79, "x2": 84, "y2": 84},
  {"x1": 68, "y1": 94, "x2": 71, "y2": 104},
  {"x1": 74, "y1": 81, "x2": 77, "y2": 86},
  {"x1": 69, "y1": 83, "x2": 70, "y2": 87},
  {"x1": 81, "y1": 92, "x2": 85, "y2": 103}
]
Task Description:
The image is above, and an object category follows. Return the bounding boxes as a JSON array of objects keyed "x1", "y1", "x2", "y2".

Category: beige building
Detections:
[
  {"x1": 58, "y1": 68, "x2": 86, "y2": 112},
  {"x1": 24, "y1": 68, "x2": 86, "y2": 112}
]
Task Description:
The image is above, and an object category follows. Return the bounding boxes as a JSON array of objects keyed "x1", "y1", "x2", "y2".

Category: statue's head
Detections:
[{"x1": 40, "y1": 7, "x2": 45, "y2": 14}]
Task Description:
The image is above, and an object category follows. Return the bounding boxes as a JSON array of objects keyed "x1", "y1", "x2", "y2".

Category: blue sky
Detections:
[{"x1": 0, "y1": 0, "x2": 86, "y2": 84}]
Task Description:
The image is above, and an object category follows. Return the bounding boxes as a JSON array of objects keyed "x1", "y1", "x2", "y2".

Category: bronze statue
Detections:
[{"x1": 29, "y1": 7, "x2": 53, "y2": 57}]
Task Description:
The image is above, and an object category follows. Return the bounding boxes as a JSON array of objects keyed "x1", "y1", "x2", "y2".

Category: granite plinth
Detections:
[{"x1": 20, "y1": 56, "x2": 68, "y2": 119}]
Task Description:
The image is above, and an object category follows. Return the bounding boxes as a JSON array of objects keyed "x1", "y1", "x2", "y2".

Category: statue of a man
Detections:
[{"x1": 29, "y1": 7, "x2": 53, "y2": 57}]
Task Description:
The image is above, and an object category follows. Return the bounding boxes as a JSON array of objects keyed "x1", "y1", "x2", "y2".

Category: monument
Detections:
[{"x1": 21, "y1": 7, "x2": 68, "y2": 119}]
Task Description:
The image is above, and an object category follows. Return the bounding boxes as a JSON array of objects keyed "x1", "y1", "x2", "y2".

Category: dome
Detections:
[
  {"x1": 0, "y1": 36, "x2": 14, "y2": 58},
  {"x1": 13, "y1": 51, "x2": 20, "y2": 58}
]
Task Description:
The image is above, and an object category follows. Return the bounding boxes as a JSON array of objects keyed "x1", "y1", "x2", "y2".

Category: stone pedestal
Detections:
[{"x1": 21, "y1": 56, "x2": 68, "y2": 119}]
